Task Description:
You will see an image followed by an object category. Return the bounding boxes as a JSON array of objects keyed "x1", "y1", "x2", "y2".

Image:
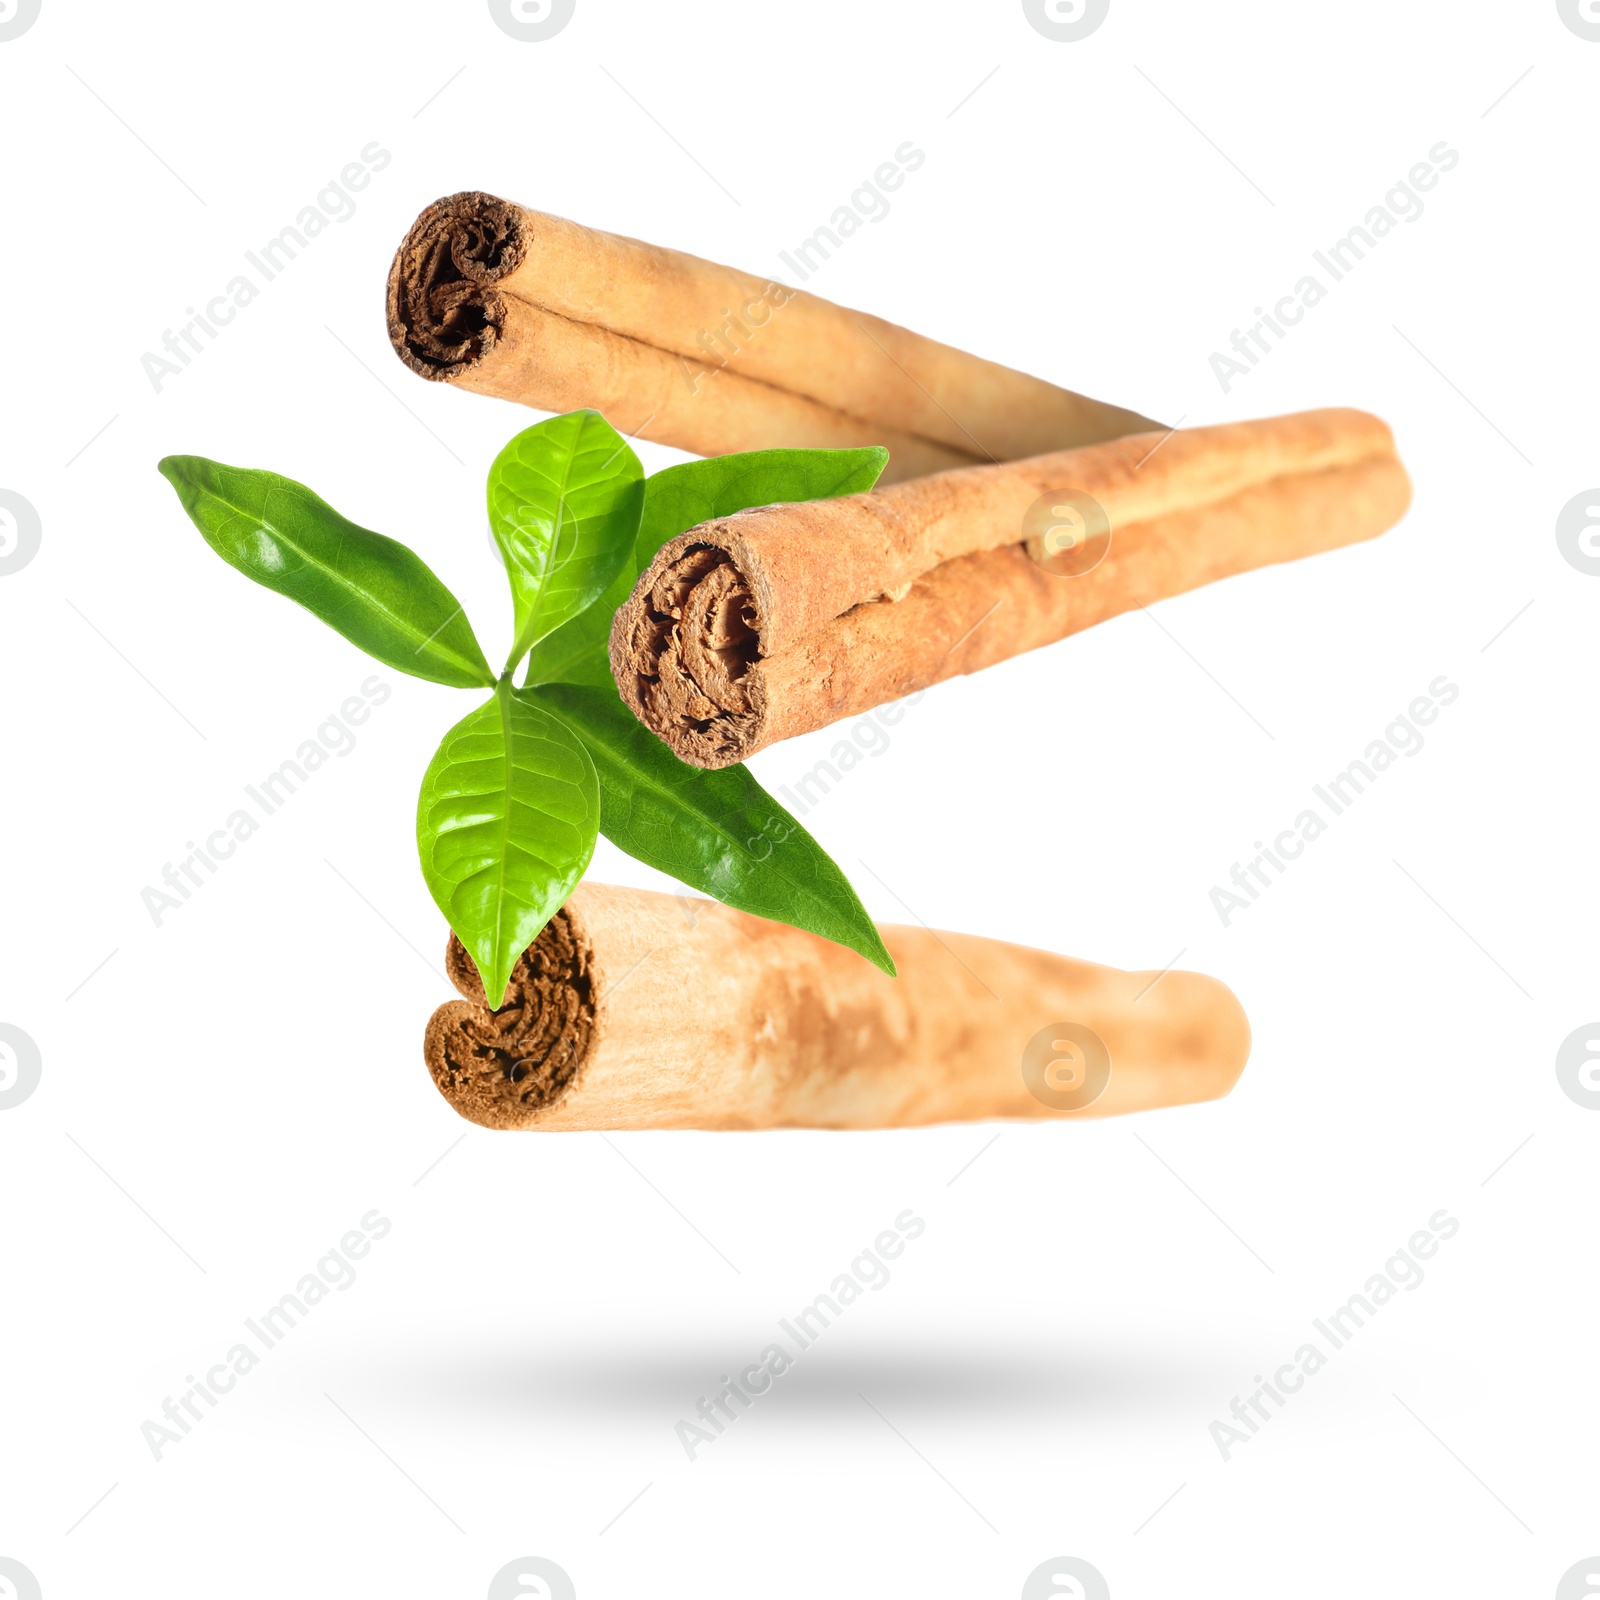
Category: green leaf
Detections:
[
  {"x1": 158, "y1": 456, "x2": 495, "y2": 689},
  {"x1": 529, "y1": 681, "x2": 894, "y2": 976},
  {"x1": 520, "y1": 560, "x2": 634, "y2": 689},
  {"x1": 634, "y1": 445, "x2": 889, "y2": 572},
  {"x1": 488, "y1": 410, "x2": 644, "y2": 673},
  {"x1": 416, "y1": 679, "x2": 600, "y2": 1007},
  {"x1": 523, "y1": 443, "x2": 890, "y2": 689}
]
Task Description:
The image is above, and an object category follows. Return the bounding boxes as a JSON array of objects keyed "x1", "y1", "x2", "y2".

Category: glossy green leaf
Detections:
[
  {"x1": 487, "y1": 410, "x2": 644, "y2": 673},
  {"x1": 634, "y1": 445, "x2": 889, "y2": 572},
  {"x1": 519, "y1": 559, "x2": 634, "y2": 689},
  {"x1": 530, "y1": 681, "x2": 894, "y2": 976},
  {"x1": 158, "y1": 456, "x2": 495, "y2": 689},
  {"x1": 522, "y1": 443, "x2": 891, "y2": 689},
  {"x1": 416, "y1": 680, "x2": 600, "y2": 1007}
]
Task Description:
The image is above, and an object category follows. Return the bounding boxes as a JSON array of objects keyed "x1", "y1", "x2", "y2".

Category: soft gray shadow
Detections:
[{"x1": 324, "y1": 1332, "x2": 1234, "y2": 1426}]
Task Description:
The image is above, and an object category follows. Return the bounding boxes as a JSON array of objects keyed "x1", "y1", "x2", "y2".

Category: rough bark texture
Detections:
[
  {"x1": 386, "y1": 192, "x2": 1158, "y2": 485},
  {"x1": 610, "y1": 410, "x2": 1412, "y2": 767},
  {"x1": 422, "y1": 883, "x2": 1251, "y2": 1132},
  {"x1": 423, "y1": 907, "x2": 597, "y2": 1129}
]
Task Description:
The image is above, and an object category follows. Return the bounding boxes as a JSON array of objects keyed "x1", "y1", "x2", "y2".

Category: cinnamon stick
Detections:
[
  {"x1": 610, "y1": 409, "x2": 1411, "y2": 767},
  {"x1": 386, "y1": 192, "x2": 1158, "y2": 485},
  {"x1": 423, "y1": 883, "x2": 1250, "y2": 1131}
]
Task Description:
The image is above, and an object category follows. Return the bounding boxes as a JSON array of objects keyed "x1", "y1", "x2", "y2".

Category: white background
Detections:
[{"x1": 2, "y1": 2, "x2": 1596, "y2": 1596}]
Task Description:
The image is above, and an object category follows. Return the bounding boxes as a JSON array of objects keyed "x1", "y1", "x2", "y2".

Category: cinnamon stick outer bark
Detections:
[
  {"x1": 423, "y1": 883, "x2": 1250, "y2": 1132},
  {"x1": 386, "y1": 192, "x2": 1158, "y2": 484},
  {"x1": 610, "y1": 409, "x2": 1412, "y2": 767}
]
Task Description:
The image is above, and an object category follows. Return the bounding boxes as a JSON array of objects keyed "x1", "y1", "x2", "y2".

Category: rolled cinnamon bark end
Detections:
[
  {"x1": 611, "y1": 409, "x2": 1411, "y2": 767},
  {"x1": 423, "y1": 905, "x2": 598, "y2": 1130},
  {"x1": 386, "y1": 191, "x2": 529, "y2": 381},
  {"x1": 422, "y1": 884, "x2": 1250, "y2": 1132},
  {"x1": 386, "y1": 192, "x2": 1157, "y2": 482}
]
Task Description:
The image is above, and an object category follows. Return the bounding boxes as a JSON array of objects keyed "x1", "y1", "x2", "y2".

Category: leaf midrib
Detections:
[
  {"x1": 489, "y1": 681, "x2": 518, "y2": 998},
  {"x1": 587, "y1": 708, "x2": 890, "y2": 970},
  {"x1": 503, "y1": 421, "x2": 588, "y2": 667}
]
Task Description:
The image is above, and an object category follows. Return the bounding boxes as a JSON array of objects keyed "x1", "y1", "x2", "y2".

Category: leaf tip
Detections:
[
  {"x1": 156, "y1": 454, "x2": 208, "y2": 511},
  {"x1": 861, "y1": 445, "x2": 891, "y2": 488},
  {"x1": 852, "y1": 920, "x2": 897, "y2": 977},
  {"x1": 477, "y1": 946, "x2": 513, "y2": 1011}
]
